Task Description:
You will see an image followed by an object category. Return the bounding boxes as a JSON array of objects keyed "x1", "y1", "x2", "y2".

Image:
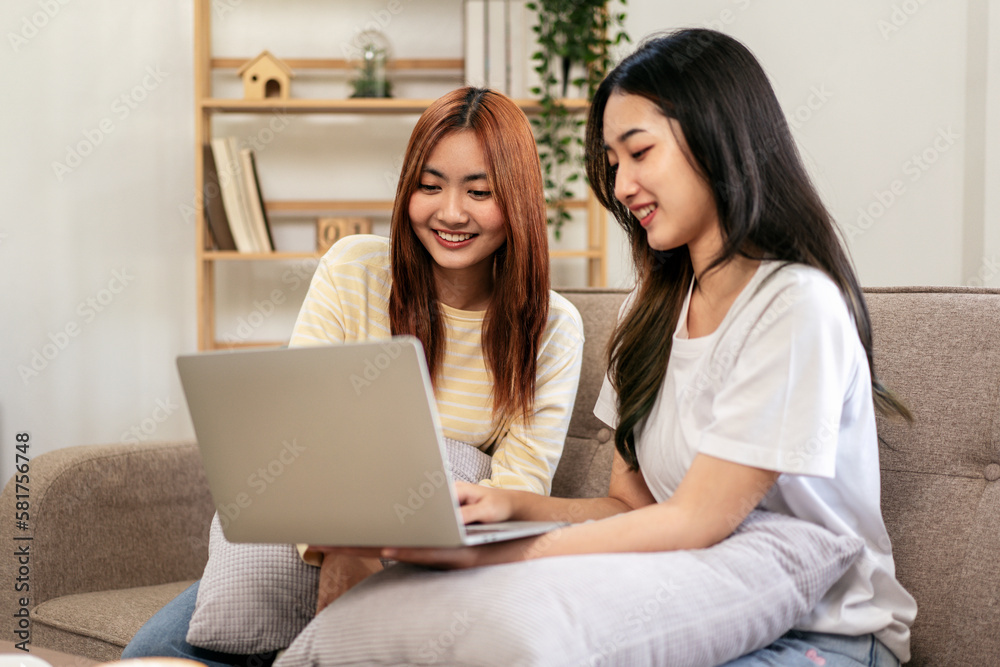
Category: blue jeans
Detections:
[
  {"x1": 121, "y1": 581, "x2": 278, "y2": 667},
  {"x1": 722, "y1": 630, "x2": 900, "y2": 667}
]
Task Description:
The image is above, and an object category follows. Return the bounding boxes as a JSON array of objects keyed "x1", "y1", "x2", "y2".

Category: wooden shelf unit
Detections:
[
  {"x1": 193, "y1": 0, "x2": 607, "y2": 350},
  {"x1": 199, "y1": 97, "x2": 591, "y2": 115}
]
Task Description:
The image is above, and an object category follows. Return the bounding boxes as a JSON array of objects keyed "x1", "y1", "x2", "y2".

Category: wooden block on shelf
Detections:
[{"x1": 317, "y1": 217, "x2": 373, "y2": 253}]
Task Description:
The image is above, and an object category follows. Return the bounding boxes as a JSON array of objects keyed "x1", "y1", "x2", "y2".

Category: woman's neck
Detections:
[
  {"x1": 432, "y1": 262, "x2": 494, "y2": 311},
  {"x1": 686, "y1": 254, "x2": 761, "y2": 338}
]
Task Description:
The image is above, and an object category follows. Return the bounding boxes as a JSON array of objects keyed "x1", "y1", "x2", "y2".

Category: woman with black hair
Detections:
[{"x1": 359, "y1": 29, "x2": 917, "y2": 666}]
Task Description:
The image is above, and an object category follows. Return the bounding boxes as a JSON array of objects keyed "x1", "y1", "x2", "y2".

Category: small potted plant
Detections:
[{"x1": 350, "y1": 30, "x2": 392, "y2": 98}]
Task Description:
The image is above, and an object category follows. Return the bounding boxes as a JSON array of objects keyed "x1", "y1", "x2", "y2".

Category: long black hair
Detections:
[{"x1": 585, "y1": 29, "x2": 910, "y2": 470}]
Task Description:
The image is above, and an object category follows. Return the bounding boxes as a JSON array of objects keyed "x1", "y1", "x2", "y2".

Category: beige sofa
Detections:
[{"x1": 2, "y1": 286, "x2": 998, "y2": 665}]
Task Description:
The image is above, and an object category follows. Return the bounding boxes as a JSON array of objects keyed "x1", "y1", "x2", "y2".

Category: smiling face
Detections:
[
  {"x1": 408, "y1": 130, "x2": 507, "y2": 304},
  {"x1": 603, "y1": 92, "x2": 721, "y2": 257}
]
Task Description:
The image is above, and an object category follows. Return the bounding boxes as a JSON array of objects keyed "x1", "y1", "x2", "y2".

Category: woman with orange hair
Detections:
[
  {"x1": 122, "y1": 87, "x2": 584, "y2": 667},
  {"x1": 293, "y1": 86, "x2": 585, "y2": 608}
]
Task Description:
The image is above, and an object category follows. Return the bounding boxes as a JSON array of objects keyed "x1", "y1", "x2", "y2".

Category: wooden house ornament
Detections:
[{"x1": 237, "y1": 50, "x2": 294, "y2": 100}]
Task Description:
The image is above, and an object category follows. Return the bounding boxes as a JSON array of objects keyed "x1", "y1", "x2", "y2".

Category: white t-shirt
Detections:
[{"x1": 594, "y1": 261, "x2": 917, "y2": 663}]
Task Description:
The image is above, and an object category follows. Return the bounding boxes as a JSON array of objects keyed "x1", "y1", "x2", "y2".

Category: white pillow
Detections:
[
  {"x1": 274, "y1": 510, "x2": 863, "y2": 667},
  {"x1": 186, "y1": 438, "x2": 493, "y2": 654}
]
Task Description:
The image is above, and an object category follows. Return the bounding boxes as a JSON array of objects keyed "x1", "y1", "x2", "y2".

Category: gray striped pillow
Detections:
[{"x1": 274, "y1": 510, "x2": 863, "y2": 667}]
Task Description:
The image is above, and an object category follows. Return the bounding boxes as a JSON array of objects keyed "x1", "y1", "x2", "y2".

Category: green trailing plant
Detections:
[{"x1": 527, "y1": 0, "x2": 629, "y2": 239}]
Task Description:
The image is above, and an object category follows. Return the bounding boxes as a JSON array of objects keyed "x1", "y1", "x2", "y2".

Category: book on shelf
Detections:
[
  {"x1": 465, "y1": 0, "x2": 511, "y2": 93},
  {"x1": 486, "y1": 0, "x2": 507, "y2": 92},
  {"x1": 239, "y1": 147, "x2": 274, "y2": 252},
  {"x1": 209, "y1": 137, "x2": 255, "y2": 252},
  {"x1": 208, "y1": 137, "x2": 273, "y2": 253},
  {"x1": 464, "y1": 0, "x2": 487, "y2": 88},
  {"x1": 201, "y1": 143, "x2": 236, "y2": 251},
  {"x1": 464, "y1": 0, "x2": 537, "y2": 98},
  {"x1": 508, "y1": 0, "x2": 530, "y2": 98}
]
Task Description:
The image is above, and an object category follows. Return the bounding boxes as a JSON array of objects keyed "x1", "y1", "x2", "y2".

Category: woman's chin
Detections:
[{"x1": 645, "y1": 236, "x2": 682, "y2": 253}]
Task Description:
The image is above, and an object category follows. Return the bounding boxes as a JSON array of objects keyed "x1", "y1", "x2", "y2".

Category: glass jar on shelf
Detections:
[{"x1": 349, "y1": 30, "x2": 392, "y2": 98}]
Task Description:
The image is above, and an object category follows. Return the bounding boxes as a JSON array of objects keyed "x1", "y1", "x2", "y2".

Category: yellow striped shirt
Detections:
[{"x1": 289, "y1": 235, "x2": 585, "y2": 494}]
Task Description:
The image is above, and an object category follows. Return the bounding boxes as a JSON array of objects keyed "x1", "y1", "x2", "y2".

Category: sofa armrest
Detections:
[{"x1": 0, "y1": 441, "x2": 214, "y2": 638}]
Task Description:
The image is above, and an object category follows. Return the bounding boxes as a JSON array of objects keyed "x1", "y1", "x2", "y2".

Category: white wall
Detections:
[
  {"x1": 623, "y1": 0, "x2": 997, "y2": 288},
  {"x1": 2, "y1": 1, "x2": 197, "y2": 487},
  {"x1": 984, "y1": 0, "x2": 1000, "y2": 284},
  {"x1": 2, "y1": 0, "x2": 997, "y2": 484}
]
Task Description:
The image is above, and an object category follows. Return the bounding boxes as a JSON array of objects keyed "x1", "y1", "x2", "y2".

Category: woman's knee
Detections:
[{"x1": 121, "y1": 581, "x2": 200, "y2": 658}]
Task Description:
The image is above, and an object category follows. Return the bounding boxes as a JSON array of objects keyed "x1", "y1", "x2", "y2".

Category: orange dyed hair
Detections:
[{"x1": 389, "y1": 87, "x2": 550, "y2": 423}]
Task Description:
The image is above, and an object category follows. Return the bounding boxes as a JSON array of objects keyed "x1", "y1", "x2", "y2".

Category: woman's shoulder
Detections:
[
  {"x1": 754, "y1": 261, "x2": 846, "y2": 311},
  {"x1": 322, "y1": 234, "x2": 389, "y2": 262},
  {"x1": 309, "y1": 235, "x2": 392, "y2": 300},
  {"x1": 543, "y1": 291, "x2": 585, "y2": 343},
  {"x1": 756, "y1": 260, "x2": 838, "y2": 293},
  {"x1": 321, "y1": 234, "x2": 390, "y2": 267},
  {"x1": 738, "y1": 261, "x2": 856, "y2": 337}
]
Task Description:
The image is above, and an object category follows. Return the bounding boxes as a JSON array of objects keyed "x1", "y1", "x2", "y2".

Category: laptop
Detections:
[{"x1": 176, "y1": 336, "x2": 567, "y2": 548}]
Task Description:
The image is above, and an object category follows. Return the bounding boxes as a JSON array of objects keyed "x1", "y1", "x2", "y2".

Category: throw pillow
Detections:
[
  {"x1": 186, "y1": 438, "x2": 492, "y2": 654},
  {"x1": 274, "y1": 510, "x2": 864, "y2": 667}
]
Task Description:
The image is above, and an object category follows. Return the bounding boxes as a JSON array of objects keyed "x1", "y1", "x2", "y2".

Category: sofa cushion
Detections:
[
  {"x1": 550, "y1": 435, "x2": 615, "y2": 499},
  {"x1": 30, "y1": 580, "x2": 194, "y2": 662},
  {"x1": 549, "y1": 289, "x2": 628, "y2": 502},
  {"x1": 274, "y1": 510, "x2": 863, "y2": 667},
  {"x1": 0, "y1": 442, "x2": 213, "y2": 612},
  {"x1": 866, "y1": 287, "x2": 1000, "y2": 666},
  {"x1": 556, "y1": 289, "x2": 629, "y2": 442}
]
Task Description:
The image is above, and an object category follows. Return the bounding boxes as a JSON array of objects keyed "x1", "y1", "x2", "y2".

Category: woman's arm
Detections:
[
  {"x1": 458, "y1": 449, "x2": 657, "y2": 524},
  {"x1": 524, "y1": 454, "x2": 779, "y2": 557},
  {"x1": 288, "y1": 236, "x2": 389, "y2": 348},
  {"x1": 478, "y1": 303, "x2": 585, "y2": 495},
  {"x1": 373, "y1": 453, "x2": 778, "y2": 569}
]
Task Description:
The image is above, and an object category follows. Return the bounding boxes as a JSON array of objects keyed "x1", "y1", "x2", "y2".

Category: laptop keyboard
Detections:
[
  {"x1": 464, "y1": 524, "x2": 510, "y2": 534},
  {"x1": 464, "y1": 521, "x2": 551, "y2": 534}
]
